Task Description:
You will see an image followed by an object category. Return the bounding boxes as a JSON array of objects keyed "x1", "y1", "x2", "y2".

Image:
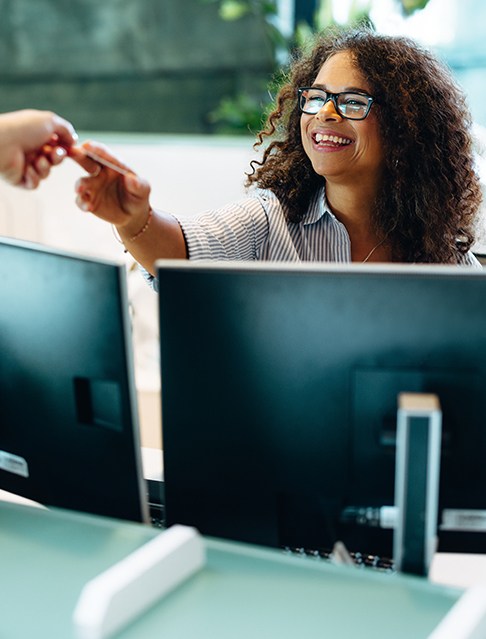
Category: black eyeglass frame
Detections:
[{"x1": 297, "y1": 87, "x2": 375, "y2": 121}]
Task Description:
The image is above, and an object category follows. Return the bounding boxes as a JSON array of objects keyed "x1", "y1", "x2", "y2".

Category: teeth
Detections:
[{"x1": 314, "y1": 133, "x2": 351, "y2": 145}]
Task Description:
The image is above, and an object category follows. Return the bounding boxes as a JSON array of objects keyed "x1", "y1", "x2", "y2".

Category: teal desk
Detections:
[{"x1": 0, "y1": 501, "x2": 462, "y2": 638}]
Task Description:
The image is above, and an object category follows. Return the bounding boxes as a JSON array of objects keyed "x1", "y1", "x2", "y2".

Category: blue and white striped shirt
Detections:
[
  {"x1": 175, "y1": 186, "x2": 480, "y2": 266},
  {"x1": 143, "y1": 186, "x2": 480, "y2": 289}
]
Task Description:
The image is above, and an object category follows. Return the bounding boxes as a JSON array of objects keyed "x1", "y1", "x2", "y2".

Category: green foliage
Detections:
[
  {"x1": 208, "y1": 92, "x2": 269, "y2": 135},
  {"x1": 201, "y1": 0, "x2": 279, "y2": 26},
  {"x1": 219, "y1": 0, "x2": 250, "y2": 20},
  {"x1": 398, "y1": 0, "x2": 430, "y2": 16},
  {"x1": 206, "y1": 0, "x2": 432, "y2": 134},
  {"x1": 296, "y1": 1, "x2": 374, "y2": 51}
]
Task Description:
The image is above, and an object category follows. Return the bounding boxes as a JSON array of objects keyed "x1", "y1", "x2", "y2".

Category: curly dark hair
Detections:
[{"x1": 246, "y1": 27, "x2": 483, "y2": 263}]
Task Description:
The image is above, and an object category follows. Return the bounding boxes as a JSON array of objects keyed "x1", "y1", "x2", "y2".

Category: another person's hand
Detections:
[
  {"x1": 71, "y1": 141, "x2": 152, "y2": 239},
  {"x1": 0, "y1": 109, "x2": 77, "y2": 188}
]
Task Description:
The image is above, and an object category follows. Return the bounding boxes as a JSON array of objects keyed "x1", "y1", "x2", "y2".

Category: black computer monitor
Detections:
[
  {"x1": 157, "y1": 260, "x2": 486, "y2": 558},
  {"x1": 0, "y1": 237, "x2": 149, "y2": 523}
]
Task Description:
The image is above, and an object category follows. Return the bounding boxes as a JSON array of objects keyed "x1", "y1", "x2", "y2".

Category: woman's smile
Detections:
[{"x1": 310, "y1": 127, "x2": 354, "y2": 152}]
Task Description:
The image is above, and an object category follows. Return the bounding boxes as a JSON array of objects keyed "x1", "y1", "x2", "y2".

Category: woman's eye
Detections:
[{"x1": 344, "y1": 98, "x2": 366, "y2": 106}]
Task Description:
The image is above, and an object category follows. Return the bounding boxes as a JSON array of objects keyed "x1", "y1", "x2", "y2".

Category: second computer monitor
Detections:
[{"x1": 157, "y1": 260, "x2": 486, "y2": 557}]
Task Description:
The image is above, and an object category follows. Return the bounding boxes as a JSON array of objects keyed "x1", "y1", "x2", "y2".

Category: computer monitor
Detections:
[
  {"x1": 0, "y1": 237, "x2": 149, "y2": 523},
  {"x1": 157, "y1": 260, "x2": 486, "y2": 558}
]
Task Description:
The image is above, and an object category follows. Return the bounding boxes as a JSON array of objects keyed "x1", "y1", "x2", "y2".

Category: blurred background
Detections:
[
  {"x1": 0, "y1": 0, "x2": 485, "y2": 135},
  {"x1": 1, "y1": 0, "x2": 485, "y2": 448}
]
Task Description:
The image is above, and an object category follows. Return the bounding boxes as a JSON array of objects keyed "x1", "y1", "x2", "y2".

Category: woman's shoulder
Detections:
[
  {"x1": 252, "y1": 187, "x2": 280, "y2": 204},
  {"x1": 245, "y1": 187, "x2": 284, "y2": 216}
]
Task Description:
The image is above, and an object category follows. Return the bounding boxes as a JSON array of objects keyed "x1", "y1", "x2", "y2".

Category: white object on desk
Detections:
[
  {"x1": 0, "y1": 489, "x2": 46, "y2": 509},
  {"x1": 73, "y1": 524, "x2": 205, "y2": 639},
  {"x1": 428, "y1": 585, "x2": 486, "y2": 639},
  {"x1": 430, "y1": 553, "x2": 486, "y2": 590}
]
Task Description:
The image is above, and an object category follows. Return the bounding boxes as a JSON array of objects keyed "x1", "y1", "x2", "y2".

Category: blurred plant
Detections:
[
  {"x1": 398, "y1": 0, "x2": 430, "y2": 16},
  {"x1": 295, "y1": 0, "x2": 374, "y2": 52},
  {"x1": 208, "y1": 92, "x2": 271, "y2": 134},
  {"x1": 201, "y1": 0, "x2": 287, "y2": 51},
  {"x1": 205, "y1": 0, "x2": 431, "y2": 134},
  {"x1": 201, "y1": 0, "x2": 284, "y2": 134}
]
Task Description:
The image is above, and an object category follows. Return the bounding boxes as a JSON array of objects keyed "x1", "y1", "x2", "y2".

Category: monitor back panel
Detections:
[
  {"x1": 0, "y1": 238, "x2": 148, "y2": 523},
  {"x1": 157, "y1": 261, "x2": 486, "y2": 556}
]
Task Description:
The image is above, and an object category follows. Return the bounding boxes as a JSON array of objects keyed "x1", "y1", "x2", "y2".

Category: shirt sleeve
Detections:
[
  {"x1": 140, "y1": 266, "x2": 159, "y2": 292},
  {"x1": 175, "y1": 194, "x2": 270, "y2": 260}
]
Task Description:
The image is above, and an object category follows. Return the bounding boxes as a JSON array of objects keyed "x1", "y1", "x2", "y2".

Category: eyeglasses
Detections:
[{"x1": 298, "y1": 87, "x2": 375, "y2": 120}]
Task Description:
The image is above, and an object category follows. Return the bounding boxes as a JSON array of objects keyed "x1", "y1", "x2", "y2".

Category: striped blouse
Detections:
[
  {"x1": 144, "y1": 186, "x2": 481, "y2": 289},
  {"x1": 175, "y1": 186, "x2": 481, "y2": 266}
]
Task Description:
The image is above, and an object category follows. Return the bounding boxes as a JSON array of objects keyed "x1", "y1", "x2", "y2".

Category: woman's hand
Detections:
[
  {"x1": 71, "y1": 140, "x2": 187, "y2": 269},
  {"x1": 71, "y1": 141, "x2": 152, "y2": 238}
]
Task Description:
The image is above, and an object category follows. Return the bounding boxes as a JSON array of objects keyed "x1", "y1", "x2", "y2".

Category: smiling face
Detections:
[{"x1": 300, "y1": 50, "x2": 384, "y2": 188}]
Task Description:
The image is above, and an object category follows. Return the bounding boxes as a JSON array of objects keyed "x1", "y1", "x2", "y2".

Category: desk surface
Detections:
[{"x1": 0, "y1": 501, "x2": 462, "y2": 638}]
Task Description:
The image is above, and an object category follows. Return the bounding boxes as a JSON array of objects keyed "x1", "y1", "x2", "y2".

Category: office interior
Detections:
[{"x1": 3, "y1": 0, "x2": 486, "y2": 636}]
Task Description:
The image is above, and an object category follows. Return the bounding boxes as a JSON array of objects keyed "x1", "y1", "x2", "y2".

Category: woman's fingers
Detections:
[
  {"x1": 70, "y1": 142, "x2": 152, "y2": 232},
  {"x1": 69, "y1": 141, "x2": 133, "y2": 177}
]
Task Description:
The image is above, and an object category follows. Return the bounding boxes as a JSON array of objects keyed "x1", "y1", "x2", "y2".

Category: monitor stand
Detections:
[{"x1": 393, "y1": 392, "x2": 442, "y2": 576}]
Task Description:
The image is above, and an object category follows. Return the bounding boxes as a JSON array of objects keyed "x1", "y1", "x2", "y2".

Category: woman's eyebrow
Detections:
[{"x1": 311, "y1": 83, "x2": 369, "y2": 94}]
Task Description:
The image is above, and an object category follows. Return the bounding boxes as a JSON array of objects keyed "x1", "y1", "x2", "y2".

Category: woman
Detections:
[{"x1": 72, "y1": 27, "x2": 483, "y2": 272}]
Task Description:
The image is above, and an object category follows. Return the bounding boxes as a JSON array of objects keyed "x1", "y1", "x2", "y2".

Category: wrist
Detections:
[{"x1": 117, "y1": 208, "x2": 153, "y2": 244}]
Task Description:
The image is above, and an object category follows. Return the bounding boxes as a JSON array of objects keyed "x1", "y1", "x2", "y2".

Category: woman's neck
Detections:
[{"x1": 325, "y1": 180, "x2": 389, "y2": 262}]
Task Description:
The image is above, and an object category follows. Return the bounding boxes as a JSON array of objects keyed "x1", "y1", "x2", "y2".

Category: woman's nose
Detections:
[{"x1": 316, "y1": 99, "x2": 343, "y2": 122}]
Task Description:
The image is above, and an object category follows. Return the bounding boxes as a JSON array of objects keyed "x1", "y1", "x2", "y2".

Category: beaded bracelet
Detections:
[
  {"x1": 128, "y1": 208, "x2": 153, "y2": 243},
  {"x1": 111, "y1": 209, "x2": 153, "y2": 253}
]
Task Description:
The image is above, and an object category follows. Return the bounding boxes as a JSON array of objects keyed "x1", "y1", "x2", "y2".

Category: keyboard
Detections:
[
  {"x1": 281, "y1": 545, "x2": 395, "y2": 573},
  {"x1": 148, "y1": 478, "x2": 395, "y2": 573}
]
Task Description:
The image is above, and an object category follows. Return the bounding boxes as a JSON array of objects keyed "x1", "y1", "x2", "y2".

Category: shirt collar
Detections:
[{"x1": 301, "y1": 185, "x2": 333, "y2": 226}]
